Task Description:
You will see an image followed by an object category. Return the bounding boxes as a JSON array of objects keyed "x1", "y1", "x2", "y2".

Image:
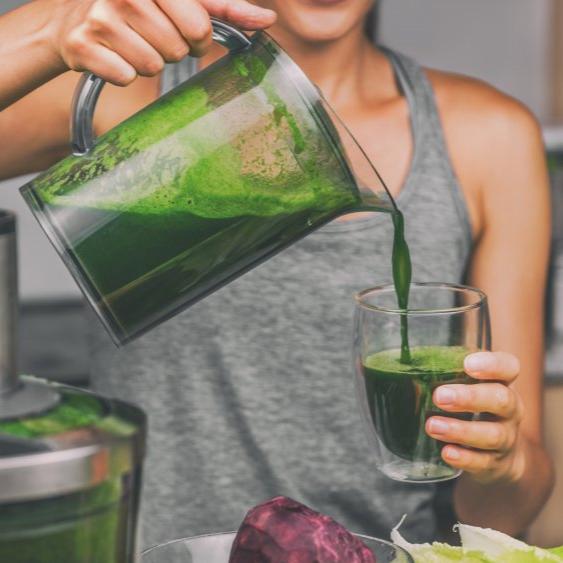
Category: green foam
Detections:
[
  {"x1": 33, "y1": 47, "x2": 357, "y2": 220},
  {"x1": 365, "y1": 345, "x2": 469, "y2": 375}
]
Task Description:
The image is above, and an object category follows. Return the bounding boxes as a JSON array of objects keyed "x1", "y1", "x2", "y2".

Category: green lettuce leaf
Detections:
[
  {"x1": 391, "y1": 518, "x2": 563, "y2": 563},
  {"x1": 458, "y1": 524, "x2": 561, "y2": 562}
]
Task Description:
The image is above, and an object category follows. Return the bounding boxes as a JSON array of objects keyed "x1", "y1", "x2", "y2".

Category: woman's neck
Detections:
[
  {"x1": 200, "y1": 23, "x2": 396, "y2": 111},
  {"x1": 267, "y1": 24, "x2": 388, "y2": 107}
]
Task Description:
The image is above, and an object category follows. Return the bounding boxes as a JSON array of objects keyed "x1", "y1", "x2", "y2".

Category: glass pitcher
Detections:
[{"x1": 20, "y1": 19, "x2": 393, "y2": 346}]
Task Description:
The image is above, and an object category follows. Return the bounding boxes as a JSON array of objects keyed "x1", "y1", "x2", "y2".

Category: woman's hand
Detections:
[
  {"x1": 426, "y1": 351, "x2": 526, "y2": 484},
  {"x1": 49, "y1": 0, "x2": 276, "y2": 86}
]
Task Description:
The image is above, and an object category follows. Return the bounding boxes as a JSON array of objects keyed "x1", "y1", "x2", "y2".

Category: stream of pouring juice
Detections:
[
  {"x1": 358, "y1": 180, "x2": 412, "y2": 364},
  {"x1": 362, "y1": 190, "x2": 413, "y2": 363},
  {"x1": 391, "y1": 209, "x2": 412, "y2": 363}
]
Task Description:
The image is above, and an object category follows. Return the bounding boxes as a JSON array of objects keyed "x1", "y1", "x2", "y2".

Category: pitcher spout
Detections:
[{"x1": 315, "y1": 93, "x2": 397, "y2": 214}]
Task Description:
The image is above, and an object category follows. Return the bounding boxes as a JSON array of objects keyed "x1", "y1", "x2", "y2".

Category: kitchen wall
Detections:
[
  {"x1": 1, "y1": 0, "x2": 23, "y2": 10},
  {"x1": 378, "y1": 0, "x2": 553, "y2": 123},
  {"x1": 1, "y1": 174, "x2": 80, "y2": 300},
  {"x1": 1, "y1": 0, "x2": 81, "y2": 300}
]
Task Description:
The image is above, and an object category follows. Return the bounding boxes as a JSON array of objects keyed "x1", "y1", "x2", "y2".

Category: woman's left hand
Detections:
[{"x1": 426, "y1": 351, "x2": 526, "y2": 484}]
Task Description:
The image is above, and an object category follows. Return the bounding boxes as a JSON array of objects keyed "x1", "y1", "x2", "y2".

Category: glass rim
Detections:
[
  {"x1": 142, "y1": 530, "x2": 412, "y2": 559},
  {"x1": 354, "y1": 282, "x2": 488, "y2": 316}
]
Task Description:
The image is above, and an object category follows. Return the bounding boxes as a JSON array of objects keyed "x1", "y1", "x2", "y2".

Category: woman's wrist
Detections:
[
  {"x1": 31, "y1": 0, "x2": 70, "y2": 75},
  {"x1": 0, "y1": 0, "x2": 70, "y2": 109}
]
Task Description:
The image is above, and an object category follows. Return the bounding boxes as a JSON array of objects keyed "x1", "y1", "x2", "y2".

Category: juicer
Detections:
[{"x1": 0, "y1": 209, "x2": 146, "y2": 563}]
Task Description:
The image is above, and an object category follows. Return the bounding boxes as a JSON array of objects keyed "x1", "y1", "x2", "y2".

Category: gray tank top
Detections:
[{"x1": 89, "y1": 49, "x2": 472, "y2": 549}]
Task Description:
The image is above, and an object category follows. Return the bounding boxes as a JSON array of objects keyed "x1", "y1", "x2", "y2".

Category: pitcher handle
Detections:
[{"x1": 71, "y1": 18, "x2": 252, "y2": 155}]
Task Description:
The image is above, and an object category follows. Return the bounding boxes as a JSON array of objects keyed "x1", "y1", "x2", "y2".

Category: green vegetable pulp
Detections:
[
  {"x1": 362, "y1": 346, "x2": 469, "y2": 463},
  {"x1": 0, "y1": 392, "x2": 103, "y2": 438}
]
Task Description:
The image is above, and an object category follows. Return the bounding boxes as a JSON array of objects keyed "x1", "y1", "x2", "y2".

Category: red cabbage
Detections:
[{"x1": 229, "y1": 496, "x2": 376, "y2": 563}]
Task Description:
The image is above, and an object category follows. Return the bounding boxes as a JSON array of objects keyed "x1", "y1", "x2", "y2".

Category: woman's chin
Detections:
[{"x1": 272, "y1": 11, "x2": 364, "y2": 44}]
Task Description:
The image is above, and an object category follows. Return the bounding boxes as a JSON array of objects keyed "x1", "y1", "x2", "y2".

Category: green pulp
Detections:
[
  {"x1": 0, "y1": 392, "x2": 103, "y2": 438},
  {"x1": 28, "y1": 38, "x2": 368, "y2": 343},
  {"x1": 362, "y1": 346, "x2": 469, "y2": 463}
]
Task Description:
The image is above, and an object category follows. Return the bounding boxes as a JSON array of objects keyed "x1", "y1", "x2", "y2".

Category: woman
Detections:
[{"x1": 0, "y1": 0, "x2": 554, "y2": 548}]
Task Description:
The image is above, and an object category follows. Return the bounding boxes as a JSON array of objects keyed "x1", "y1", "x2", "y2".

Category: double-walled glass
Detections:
[{"x1": 353, "y1": 283, "x2": 490, "y2": 483}]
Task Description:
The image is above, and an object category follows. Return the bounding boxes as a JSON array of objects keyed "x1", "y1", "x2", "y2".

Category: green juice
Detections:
[
  {"x1": 40, "y1": 177, "x2": 359, "y2": 343},
  {"x1": 391, "y1": 209, "x2": 412, "y2": 363},
  {"x1": 0, "y1": 479, "x2": 127, "y2": 563},
  {"x1": 26, "y1": 44, "x2": 369, "y2": 343},
  {"x1": 362, "y1": 346, "x2": 468, "y2": 464}
]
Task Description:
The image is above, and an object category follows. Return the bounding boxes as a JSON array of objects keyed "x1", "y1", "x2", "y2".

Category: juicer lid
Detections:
[{"x1": 0, "y1": 378, "x2": 146, "y2": 504}]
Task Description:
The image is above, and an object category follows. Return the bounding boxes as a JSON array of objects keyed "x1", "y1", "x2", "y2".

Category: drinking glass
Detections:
[{"x1": 353, "y1": 282, "x2": 491, "y2": 483}]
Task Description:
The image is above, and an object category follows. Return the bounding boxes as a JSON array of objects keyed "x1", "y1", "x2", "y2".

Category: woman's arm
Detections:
[
  {"x1": 454, "y1": 101, "x2": 553, "y2": 534},
  {"x1": 426, "y1": 73, "x2": 554, "y2": 535},
  {"x1": 0, "y1": 0, "x2": 275, "y2": 178},
  {"x1": 0, "y1": 0, "x2": 68, "y2": 110}
]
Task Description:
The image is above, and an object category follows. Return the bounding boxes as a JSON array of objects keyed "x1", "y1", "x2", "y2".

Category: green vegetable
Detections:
[{"x1": 391, "y1": 518, "x2": 563, "y2": 562}]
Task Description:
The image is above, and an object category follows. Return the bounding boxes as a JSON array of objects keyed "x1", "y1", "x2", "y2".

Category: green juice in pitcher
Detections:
[
  {"x1": 35, "y1": 164, "x2": 361, "y2": 344},
  {"x1": 22, "y1": 37, "x2": 391, "y2": 344}
]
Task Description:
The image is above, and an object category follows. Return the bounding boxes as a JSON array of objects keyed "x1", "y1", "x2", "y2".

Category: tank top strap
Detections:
[
  {"x1": 381, "y1": 47, "x2": 451, "y2": 168},
  {"x1": 381, "y1": 47, "x2": 472, "y2": 245}
]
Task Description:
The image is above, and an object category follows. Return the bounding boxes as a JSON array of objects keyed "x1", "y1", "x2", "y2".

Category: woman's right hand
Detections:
[{"x1": 49, "y1": 0, "x2": 276, "y2": 86}]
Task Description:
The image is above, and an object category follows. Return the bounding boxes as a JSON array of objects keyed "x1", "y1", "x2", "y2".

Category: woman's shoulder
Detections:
[
  {"x1": 424, "y1": 67, "x2": 542, "y2": 152},
  {"x1": 421, "y1": 67, "x2": 546, "y2": 237}
]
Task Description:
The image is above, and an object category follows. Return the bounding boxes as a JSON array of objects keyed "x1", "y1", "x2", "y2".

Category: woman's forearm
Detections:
[
  {"x1": 454, "y1": 434, "x2": 554, "y2": 536},
  {"x1": 0, "y1": 0, "x2": 67, "y2": 110}
]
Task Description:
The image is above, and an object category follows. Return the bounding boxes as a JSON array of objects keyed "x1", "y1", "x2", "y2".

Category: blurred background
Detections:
[{"x1": 0, "y1": 0, "x2": 562, "y2": 546}]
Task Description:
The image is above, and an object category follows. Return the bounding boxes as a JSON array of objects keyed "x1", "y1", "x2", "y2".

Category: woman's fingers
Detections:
[
  {"x1": 433, "y1": 382, "x2": 523, "y2": 419},
  {"x1": 57, "y1": 0, "x2": 277, "y2": 85},
  {"x1": 426, "y1": 416, "x2": 517, "y2": 452},
  {"x1": 464, "y1": 351, "x2": 520, "y2": 383},
  {"x1": 155, "y1": 0, "x2": 213, "y2": 57},
  {"x1": 200, "y1": 0, "x2": 277, "y2": 29},
  {"x1": 426, "y1": 351, "x2": 525, "y2": 482},
  {"x1": 120, "y1": 0, "x2": 191, "y2": 62},
  {"x1": 441, "y1": 445, "x2": 498, "y2": 475},
  {"x1": 63, "y1": 32, "x2": 137, "y2": 85},
  {"x1": 93, "y1": 20, "x2": 166, "y2": 76}
]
